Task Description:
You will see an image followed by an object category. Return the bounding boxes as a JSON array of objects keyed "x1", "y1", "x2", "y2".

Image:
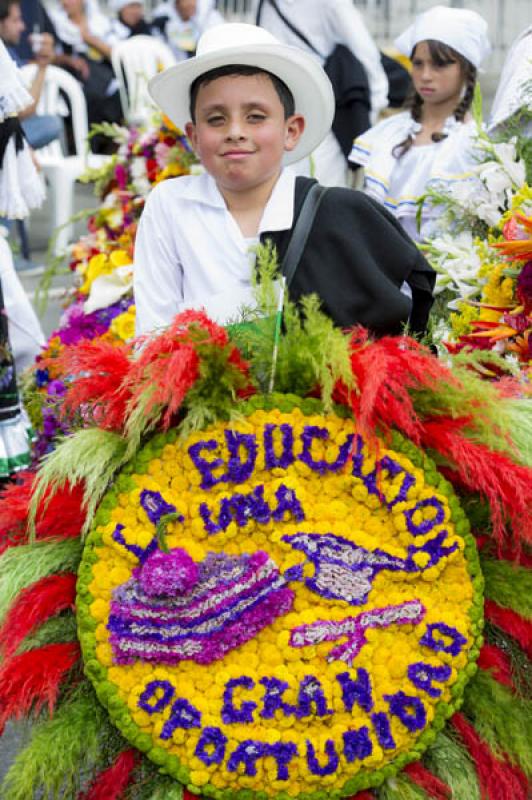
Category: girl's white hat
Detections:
[
  {"x1": 394, "y1": 5, "x2": 491, "y2": 69},
  {"x1": 148, "y1": 23, "x2": 335, "y2": 165}
]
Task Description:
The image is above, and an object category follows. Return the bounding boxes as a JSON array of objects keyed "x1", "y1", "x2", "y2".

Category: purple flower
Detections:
[
  {"x1": 195, "y1": 727, "x2": 227, "y2": 766},
  {"x1": 264, "y1": 423, "x2": 295, "y2": 470},
  {"x1": 34, "y1": 368, "x2": 49, "y2": 387},
  {"x1": 517, "y1": 260, "x2": 532, "y2": 313},
  {"x1": 222, "y1": 676, "x2": 257, "y2": 724},
  {"x1": 419, "y1": 622, "x2": 467, "y2": 656},
  {"x1": 405, "y1": 497, "x2": 445, "y2": 536},
  {"x1": 114, "y1": 163, "x2": 128, "y2": 190},
  {"x1": 371, "y1": 712, "x2": 396, "y2": 750},
  {"x1": 139, "y1": 548, "x2": 199, "y2": 597},
  {"x1": 384, "y1": 691, "x2": 427, "y2": 732},
  {"x1": 46, "y1": 379, "x2": 67, "y2": 398},
  {"x1": 138, "y1": 680, "x2": 175, "y2": 714},
  {"x1": 408, "y1": 662, "x2": 452, "y2": 698},
  {"x1": 54, "y1": 302, "x2": 107, "y2": 345},
  {"x1": 306, "y1": 739, "x2": 339, "y2": 776}
]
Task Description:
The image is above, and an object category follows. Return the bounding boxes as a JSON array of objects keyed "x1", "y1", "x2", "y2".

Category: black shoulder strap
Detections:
[
  {"x1": 281, "y1": 182, "x2": 328, "y2": 288},
  {"x1": 256, "y1": 0, "x2": 323, "y2": 59}
]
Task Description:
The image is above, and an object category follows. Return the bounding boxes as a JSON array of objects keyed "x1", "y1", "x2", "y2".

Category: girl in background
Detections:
[{"x1": 349, "y1": 5, "x2": 490, "y2": 242}]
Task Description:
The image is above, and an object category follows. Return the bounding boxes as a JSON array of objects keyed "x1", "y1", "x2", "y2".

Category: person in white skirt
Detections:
[
  {"x1": 257, "y1": 0, "x2": 388, "y2": 188},
  {"x1": 0, "y1": 39, "x2": 45, "y2": 481},
  {"x1": 349, "y1": 5, "x2": 491, "y2": 243},
  {"x1": 489, "y1": 25, "x2": 532, "y2": 139}
]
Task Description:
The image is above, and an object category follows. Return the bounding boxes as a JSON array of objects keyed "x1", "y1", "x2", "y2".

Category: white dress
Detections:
[
  {"x1": 0, "y1": 42, "x2": 45, "y2": 218},
  {"x1": 0, "y1": 41, "x2": 45, "y2": 476},
  {"x1": 349, "y1": 111, "x2": 480, "y2": 242},
  {"x1": 489, "y1": 25, "x2": 532, "y2": 136}
]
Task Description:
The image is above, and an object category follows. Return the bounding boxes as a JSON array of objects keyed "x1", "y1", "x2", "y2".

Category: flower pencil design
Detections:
[{"x1": 289, "y1": 600, "x2": 426, "y2": 666}]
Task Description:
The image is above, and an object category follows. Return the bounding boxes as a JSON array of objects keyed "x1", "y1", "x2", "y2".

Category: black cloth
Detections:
[
  {"x1": 118, "y1": 18, "x2": 154, "y2": 38},
  {"x1": 0, "y1": 118, "x2": 25, "y2": 170},
  {"x1": 58, "y1": 42, "x2": 123, "y2": 128},
  {"x1": 381, "y1": 53, "x2": 412, "y2": 108},
  {"x1": 260, "y1": 177, "x2": 435, "y2": 335},
  {"x1": 322, "y1": 44, "x2": 370, "y2": 156}
]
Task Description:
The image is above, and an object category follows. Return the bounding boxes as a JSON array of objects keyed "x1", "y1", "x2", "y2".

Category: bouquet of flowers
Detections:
[
  {"x1": 420, "y1": 91, "x2": 531, "y2": 371},
  {"x1": 24, "y1": 115, "x2": 196, "y2": 456}
]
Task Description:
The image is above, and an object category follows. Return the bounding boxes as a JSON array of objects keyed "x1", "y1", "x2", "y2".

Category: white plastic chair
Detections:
[
  {"x1": 19, "y1": 64, "x2": 110, "y2": 254},
  {"x1": 111, "y1": 35, "x2": 176, "y2": 124}
]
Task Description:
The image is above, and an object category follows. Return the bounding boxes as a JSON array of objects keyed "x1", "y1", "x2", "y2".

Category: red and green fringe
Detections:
[
  {"x1": 452, "y1": 713, "x2": 529, "y2": 800},
  {"x1": 79, "y1": 748, "x2": 138, "y2": 800},
  {"x1": 0, "y1": 572, "x2": 77, "y2": 658}
]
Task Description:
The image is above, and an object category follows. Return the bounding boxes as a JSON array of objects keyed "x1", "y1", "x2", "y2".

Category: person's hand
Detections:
[
  {"x1": 77, "y1": 15, "x2": 91, "y2": 42},
  {"x1": 29, "y1": 147, "x2": 41, "y2": 172},
  {"x1": 69, "y1": 55, "x2": 90, "y2": 81},
  {"x1": 34, "y1": 33, "x2": 55, "y2": 66}
]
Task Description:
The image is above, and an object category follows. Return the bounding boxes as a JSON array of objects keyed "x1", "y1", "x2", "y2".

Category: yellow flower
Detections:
[{"x1": 110, "y1": 308, "x2": 136, "y2": 342}]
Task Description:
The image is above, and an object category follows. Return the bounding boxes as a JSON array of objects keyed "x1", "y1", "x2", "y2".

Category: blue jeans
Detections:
[{"x1": 21, "y1": 114, "x2": 62, "y2": 150}]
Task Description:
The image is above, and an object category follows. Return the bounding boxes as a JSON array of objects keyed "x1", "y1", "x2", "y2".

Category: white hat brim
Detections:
[{"x1": 148, "y1": 42, "x2": 335, "y2": 165}]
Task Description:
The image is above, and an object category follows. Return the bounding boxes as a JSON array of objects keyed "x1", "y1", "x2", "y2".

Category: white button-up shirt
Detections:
[{"x1": 133, "y1": 170, "x2": 295, "y2": 335}]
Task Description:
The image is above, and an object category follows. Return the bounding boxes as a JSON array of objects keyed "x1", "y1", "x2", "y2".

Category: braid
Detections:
[
  {"x1": 392, "y1": 89, "x2": 423, "y2": 158},
  {"x1": 452, "y1": 64, "x2": 477, "y2": 122}
]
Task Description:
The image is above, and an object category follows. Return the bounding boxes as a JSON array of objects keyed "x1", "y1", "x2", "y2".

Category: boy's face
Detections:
[{"x1": 185, "y1": 73, "x2": 304, "y2": 197}]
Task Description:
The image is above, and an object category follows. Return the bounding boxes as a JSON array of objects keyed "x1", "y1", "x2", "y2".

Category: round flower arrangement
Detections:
[{"x1": 77, "y1": 394, "x2": 483, "y2": 800}]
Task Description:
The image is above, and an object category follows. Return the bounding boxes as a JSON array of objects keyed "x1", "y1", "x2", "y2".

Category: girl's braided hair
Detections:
[{"x1": 392, "y1": 40, "x2": 477, "y2": 158}]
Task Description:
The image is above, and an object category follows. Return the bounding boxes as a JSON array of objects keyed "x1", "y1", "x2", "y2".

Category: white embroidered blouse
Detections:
[{"x1": 349, "y1": 111, "x2": 480, "y2": 241}]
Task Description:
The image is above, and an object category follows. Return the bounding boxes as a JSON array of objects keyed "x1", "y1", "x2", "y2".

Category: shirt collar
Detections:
[
  {"x1": 178, "y1": 169, "x2": 296, "y2": 233},
  {"x1": 258, "y1": 169, "x2": 295, "y2": 234}
]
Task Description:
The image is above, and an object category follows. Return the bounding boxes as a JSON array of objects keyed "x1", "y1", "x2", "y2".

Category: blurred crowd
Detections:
[{"x1": 0, "y1": 0, "x2": 226, "y2": 151}]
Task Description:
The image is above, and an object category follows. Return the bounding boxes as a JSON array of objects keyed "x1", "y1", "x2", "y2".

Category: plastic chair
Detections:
[
  {"x1": 19, "y1": 64, "x2": 110, "y2": 254},
  {"x1": 111, "y1": 35, "x2": 176, "y2": 124}
]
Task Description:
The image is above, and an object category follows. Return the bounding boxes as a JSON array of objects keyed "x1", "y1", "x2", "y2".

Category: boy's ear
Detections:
[
  {"x1": 185, "y1": 121, "x2": 197, "y2": 151},
  {"x1": 284, "y1": 114, "x2": 305, "y2": 154}
]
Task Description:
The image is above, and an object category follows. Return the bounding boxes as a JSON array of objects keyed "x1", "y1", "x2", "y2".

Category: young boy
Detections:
[{"x1": 134, "y1": 23, "x2": 435, "y2": 336}]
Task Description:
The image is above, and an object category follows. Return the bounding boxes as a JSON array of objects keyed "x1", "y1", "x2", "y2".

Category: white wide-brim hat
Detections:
[
  {"x1": 394, "y1": 5, "x2": 491, "y2": 69},
  {"x1": 148, "y1": 23, "x2": 335, "y2": 165}
]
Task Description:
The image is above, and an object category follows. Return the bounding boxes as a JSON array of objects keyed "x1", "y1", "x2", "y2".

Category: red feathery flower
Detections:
[
  {"x1": 0, "y1": 642, "x2": 80, "y2": 734},
  {"x1": 80, "y1": 748, "x2": 138, "y2": 800},
  {"x1": 0, "y1": 573, "x2": 77, "y2": 659}
]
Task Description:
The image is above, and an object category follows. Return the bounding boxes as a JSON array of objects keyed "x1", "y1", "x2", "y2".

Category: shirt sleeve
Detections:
[
  {"x1": 329, "y1": 0, "x2": 389, "y2": 119},
  {"x1": 133, "y1": 187, "x2": 184, "y2": 336}
]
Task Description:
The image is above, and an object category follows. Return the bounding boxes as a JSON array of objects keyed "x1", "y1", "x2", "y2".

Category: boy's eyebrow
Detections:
[{"x1": 198, "y1": 100, "x2": 273, "y2": 115}]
